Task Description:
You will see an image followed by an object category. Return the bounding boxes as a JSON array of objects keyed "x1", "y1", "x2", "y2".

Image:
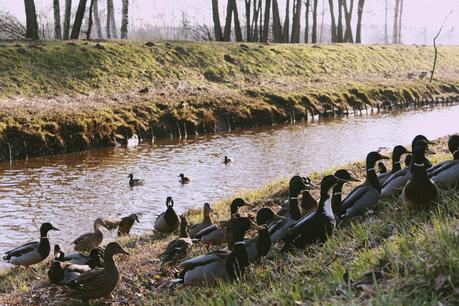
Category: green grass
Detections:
[
  {"x1": 1, "y1": 42, "x2": 459, "y2": 161},
  {"x1": 0, "y1": 137, "x2": 457, "y2": 305}
]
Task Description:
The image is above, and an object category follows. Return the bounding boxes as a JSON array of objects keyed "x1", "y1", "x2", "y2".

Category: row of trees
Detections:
[{"x1": 23, "y1": 0, "x2": 129, "y2": 40}]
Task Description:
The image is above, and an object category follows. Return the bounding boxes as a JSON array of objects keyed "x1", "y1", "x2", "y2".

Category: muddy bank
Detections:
[{"x1": 1, "y1": 42, "x2": 459, "y2": 162}]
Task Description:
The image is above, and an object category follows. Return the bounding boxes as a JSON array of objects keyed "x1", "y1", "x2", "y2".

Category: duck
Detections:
[
  {"x1": 381, "y1": 136, "x2": 434, "y2": 198},
  {"x1": 3, "y1": 222, "x2": 59, "y2": 267},
  {"x1": 224, "y1": 156, "x2": 232, "y2": 164},
  {"x1": 118, "y1": 214, "x2": 140, "y2": 236},
  {"x1": 63, "y1": 248, "x2": 104, "y2": 268},
  {"x1": 160, "y1": 216, "x2": 193, "y2": 265},
  {"x1": 268, "y1": 176, "x2": 308, "y2": 244},
  {"x1": 402, "y1": 140, "x2": 440, "y2": 212},
  {"x1": 48, "y1": 245, "x2": 91, "y2": 285},
  {"x1": 341, "y1": 151, "x2": 390, "y2": 217},
  {"x1": 300, "y1": 178, "x2": 318, "y2": 216},
  {"x1": 429, "y1": 135, "x2": 459, "y2": 189},
  {"x1": 189, "y1": 203, "x2": 214, "y2": 238},
  {"x1": 154, "y1": 197, "x2": 180, "y2": 233},
  {"x1": 378, "y1": 145, "x2": 411, "y2": 185},
  {"x1": 179, "y1": 173, "x2": 191, "y2": 184},
  {"x1": 176, "y1": 217, "x2": 262, "y2": 285},
  {"x1": 331, "y1": 169, "x2": 361, "y2": 220},
  {"x1": 63, "y1": 242, "x2": 130, "y2": 303},
  {"x1": 282, "y1": 173, "x2": 358, "y2": 250},
  {"x1": 128, "y1": 173, "x2": 144, "y2": 187},
  {"x1": 193, "y1": 198, "x2": 249, "y2": 245},
  {"x1": 72, "y1": 218, "x2": 109, "y2": 252},
  {"x1": 245, "y1": 208, "x2": 285, "y2": 262}
]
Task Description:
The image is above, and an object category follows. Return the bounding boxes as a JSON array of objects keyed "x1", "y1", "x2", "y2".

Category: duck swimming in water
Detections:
[
  {"x1": 429, "y1": 135, "x2": 459, "y2": 189},
  {"x1": 189, "y1": 203, "x2": 214, "y2": 238},
  {"x1": 154, "y1": 197, "x2": 180, "y2": 233},
  {"x1": 179, "y1": 173, "x2": 191, "y2": 184},
  {"x1": 176, "y1": 217, "x2": 262, "y2": 286},
  {"x1": 381, "y1": 136, "x2": 434, "y2": 198},
  {"x1": 403, "y1": 140, "x2": 439, "y2": 212},
  {"x1": 378, "y1": 145, "x2": 411, "y2": 185},
  {"x1": 128, "y1": 174, "x2": 144, "y2": 187},
  {"x1": 3, "y1": 222, "x2": 59, "y2": 267},
  {"x1": 224, "y1": 156, "x2": 232, "y2": 164},
  {"x1": 341, "y1": 152, "x2": 389, "y2": 217}
]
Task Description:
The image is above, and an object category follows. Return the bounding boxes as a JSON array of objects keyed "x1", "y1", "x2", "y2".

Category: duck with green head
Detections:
[
  {"x1": 377, "y1": 145, "x2": 411, "y2": 185},
  {"x1": 331, "y1": 169, "x2": 361, "y2": 220}
]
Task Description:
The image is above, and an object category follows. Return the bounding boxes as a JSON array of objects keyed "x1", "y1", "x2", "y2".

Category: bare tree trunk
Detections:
[
  {"x1": 70, "y1": 0, "x2": 87, "y2": 39},
  {"x1": 63, "y1": 0, "x2": 72, "y2": 40},
  {"x1": 397, "y1": 0, "x2": 404, "y2": 44},
  {"x1": 259, "y1": 0, "x2": 263, "y2": 41},
  {"x1": 328, "y1": 0, "x2": 337, "y2": 42},
  {"x1": 24, "y1": 0, "x2": 39, "y2": 40},
  {"x1": 245, "y1": 0, "x2": 252, "y2": 41},
  {"x1": 384, "y1": 0, "x2": 388, "y2": 44},
  {"x1": 86, "y1": 0, "x2": 94, "y2": 39},
  {"x1": 393, "y1": 0, "x2": 400, "y2": 44},
  {"x1": 109, "y1": 0, "x2": 117, "y2": 38},
  {"x1": 272, "y1": 0, "x2": 283, "y2": 42},
  {"x1": 223, "y1": 0, "x2": 233, "y2": 41},
  {"x1": 337, "y1": 0, "x2": 344, "y2": 42},
  {"x1": 251, "y1": 0, "x2": 261, "y2": 42},
  {"x1": 355, "y1": 0, "x2": 365, "y2": 43},
  {"x1": 93, "y1": 0, "x2": 102, "y2": 39},
  {"x1": 121, "y1": 0, "x2": 129, "y2": 39},
  {"x1": 53, "y1": 0, "x2": 62, "y2": 39},
  {"x1": 430, "y1": 11, "x2": 453, "y2": 82},
  {"x1": 232, "y1": 0, "x2": 243, "y2": 41},
  {"x1": 291, "y1": 0, "x2": 302, "y2": 43},
  {"x1": 304, "y1": 0, "x2": 310, "y2": 43},
  {"x1": 319, "y1": 0, "x2": 325, "y2": 42},
  {"x1": 212, "y1": 0, "x2": 223, "y2": 41},
  {"x1": 283, "y1": 0, "x2": 290, "y2": 43},
  {"x1": 311, "y1": 0, "x2": 318, "y2": 43},
  {"x1": 343, "y1": 0, "x2": 354, "y2": 43},
  {"x1": 262, "y1": 0, "x2": 271, "y2": 42}
]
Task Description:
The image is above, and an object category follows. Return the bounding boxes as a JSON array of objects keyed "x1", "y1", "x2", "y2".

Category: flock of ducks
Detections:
[{"x1": 2, "y1": 134, "x2": 458, "y2": 302}]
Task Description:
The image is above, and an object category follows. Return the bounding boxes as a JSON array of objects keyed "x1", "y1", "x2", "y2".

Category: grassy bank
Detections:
[
  {"x1": 1, "y1": 42, "x2": 459, "y2": 161},
  {"x1": 0, "y1": 137, "x2": 457, "y2": 305}
]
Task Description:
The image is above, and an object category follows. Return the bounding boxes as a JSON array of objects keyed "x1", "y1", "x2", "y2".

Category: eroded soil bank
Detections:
[{"x1": 1, "y1": 42, "x2": 459, "y2": 161}]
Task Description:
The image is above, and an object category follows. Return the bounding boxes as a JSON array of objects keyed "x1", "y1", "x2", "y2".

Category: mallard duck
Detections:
[
  {"x1": 63, "y1": 248, "x2": 104, "y2": 268},
  {"x1": 269, "y1": 176, "x2": 313, "y2": 244},
  {"x1": 3, "y1": 222, "x2": 59, "y2": 267},
  {"x1": 381, "y1": 136, "x2": 434, "y2": 198},
  {"x1": 283, "y1": 173, "x2": 358, "y2": 250},
  {"x1": 72, "y1": 218, "x2": 109, "y2": 252},
  {"x1": 378, "y1": 145, "x2": 411, "y2": 185},
  {"x1": 341, "y1": 151, "x2": 389, "y2": 217},
  {"x1": 331, "y1": 169, "x2": 360, "y2": 220},
  {"x1": 160, "y1": 216, "x2": 193, "y2": 265},
  {"x1": 224, "y1": 156, "x2": 232, "y2": 164},
  {"x1": 177, "y1": 217, "x2": 262, "y2": 285},
  {"x1": 193, "y1": 198, "x2": 249, "y2": 245},
  {"x1": 101, "y1": 218, "x2": 121, "y2": 231},
  {"x1": 403, "y1": 140, "x2": 439, "y2": 212},
  {"x1": 48, "y1": 245, "x2": 91, "y2": 285},
  {"x1": 189, "y1": 203, "x2": 214, "y2": 238},
  {"x1": 128, "y1": 173, "x2": 144, "y2": 187},
  {"x1": 179, "y1": 173, "x2": 190, "y2": 184},
  {"x1": 63, "y1": 242, "x2": 130, "y2": 302},
  {"x1": 245, "y1": 208, "x2": 285, "y2": 262},
  {"x1": 429, "y1": 135, "x2": 459, "y2": 189},
  {"x1": 118, "y1": 214, "x2": 140, "y2": 236},
  {"x1": 154, "y1": 197, "x2": 180, "y2": 233},
  {"x1": 277, "y1": 176, "x2": 314, "y2": 217}
]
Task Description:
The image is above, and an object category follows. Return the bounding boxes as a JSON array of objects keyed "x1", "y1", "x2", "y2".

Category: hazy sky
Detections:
[{"x1": 1, "y1": 0, "x2": 459, "y2": 37}]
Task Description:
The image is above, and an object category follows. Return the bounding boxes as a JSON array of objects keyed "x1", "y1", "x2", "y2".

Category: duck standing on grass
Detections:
[
  {"x1": 403, "y1": 140, "x2": 439, "y2": 213},
  {"x1": 179, "y1": 173, "x2": 190, "y2": 184},
  {"x1": 3, "y1": 222, "x2": 59, "y2": 267},
  {"x1": 300, "y1": 177, "x2": 318, "y2": 216},
  {"x1": 48, "y1": 245, "x2": 91, "y2": 285},
  {"x1": 378, "y1": 145, "x2": 411, "y2": 185},
  {"x1": 341, "y1": 151, "x2": 390, "y2": 217},
  {"x1": 128, "y1": 173, "x2": 144, "y2": 187},
  {"x1": 189, "y1": 203, "x2": 214, "y2": 238},
  {"x1": 176, "y1": 217, "x2": 262, "y2": 285},
  {"x1": 331, "y1": 169, "x2": 361, "y2": 220},
  {"x1": 429, "y1": 135, "x2": 459, "y2": 189},
  {"x1": 63, "y1": 242, "x2": 130, "y2": 303},
  {"x1": 154, "y1": 197, "x2": 180, "y2": 233},
  {"x1": 160, "y1": 216, "x2": 193, "y2": 265},
  {"x1": 72, "y1": 218, "x2": 109, "y2": 252}
]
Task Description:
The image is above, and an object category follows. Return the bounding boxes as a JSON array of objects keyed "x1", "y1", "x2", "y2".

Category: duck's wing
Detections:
[
  {"x1": 62, "y1": 252, "x2": 87, "y2": 264},
  {"x1": 72, "y1": 232, "x2": 93, "y2": 245},
  {"x1": 64, "y1": 267, "x2": 104, "y2": 290},
  {"x1": 3, "y1": 241, "x2": 39, "y2": 259},
  {"x1": 427, "y1": 160, "x2": 449, "y2": 175},
  {"x1": 341, "y1": 184, "x2": 370, "y2": 210},
  {"x1": 378, "y1": 173, "x2": 390, "y2": 185},
  {"x1": 344, "y1": 188, "x2": 380, "y2": 217},
  {"x1": 381, "y1": 169, "x2": 408, "y2": 188},
  {"x1": 180, "y1": 250, "x2": 228, "y2": 270},
  {"x1": 102, "y1": 219, "x2": 121, "y2": 231},
  {"x1": 193, "y1": 224, "x2": 218, "y2": 240},
  {"x1": 429, "y1": 160, "x2": 458, "y2": 177}
]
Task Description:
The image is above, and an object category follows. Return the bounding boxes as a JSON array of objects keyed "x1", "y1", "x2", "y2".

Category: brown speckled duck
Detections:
[
  {"x1": 72, "y1": 218, "x2": 109, "y2": 252},
  {"x1": 189, "y1": 203, "x2": 214, "y2": 238}
]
